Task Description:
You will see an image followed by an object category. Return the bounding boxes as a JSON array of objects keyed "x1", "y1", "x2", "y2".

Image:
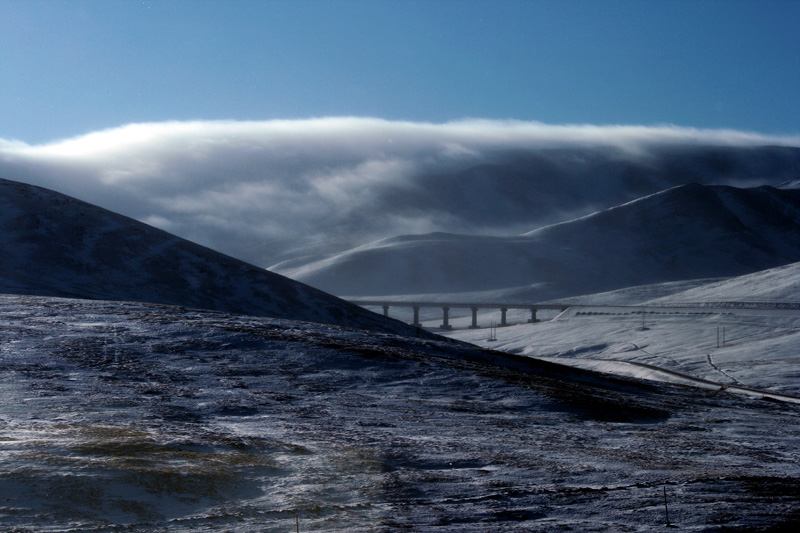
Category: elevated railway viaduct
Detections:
[{"x1": 347, "y1": 300, "x2": 570, "y2": 329}]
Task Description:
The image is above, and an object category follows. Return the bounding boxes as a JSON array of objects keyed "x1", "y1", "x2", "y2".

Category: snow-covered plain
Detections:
[
  {"x1": 2, "y1": 294, "x2": 800, "y2": 531},
  {"x1": 449, "y1": 306, "x2": 800, "y2": 399},
  {"x1": 440, "y1": 262, "x2": 800, "y2": 397}
]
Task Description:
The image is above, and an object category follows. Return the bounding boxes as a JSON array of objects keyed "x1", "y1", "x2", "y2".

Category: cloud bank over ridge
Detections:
[{"x1": 2, "y1": 118, "x2": 799, "y2": 268}]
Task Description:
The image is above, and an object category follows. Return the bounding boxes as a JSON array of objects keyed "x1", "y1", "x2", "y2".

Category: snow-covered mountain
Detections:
[
  {"x1": 260, "y1": 143, "x2": 800, "y2": 268},
  {"x1": 0, "y1": 177, "x2": 417, "y2": 335},
  {"x1": 281, "y1": 183, "x2": 800, "y2": 299}
]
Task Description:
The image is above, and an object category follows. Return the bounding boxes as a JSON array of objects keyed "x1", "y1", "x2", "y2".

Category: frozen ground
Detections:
[{"x1": 2, "y1": 294, "x2": 800, "y2": 531}]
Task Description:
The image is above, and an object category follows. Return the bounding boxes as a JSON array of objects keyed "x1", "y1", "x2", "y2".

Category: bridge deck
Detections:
[{"x1": 347, "y1": 300, "x2": 569, "y2": 310}]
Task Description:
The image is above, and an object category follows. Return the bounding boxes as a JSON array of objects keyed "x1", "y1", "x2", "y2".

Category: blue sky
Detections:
[{"x1": 2, "y1": 0, "x2": 799, "y2": 144}]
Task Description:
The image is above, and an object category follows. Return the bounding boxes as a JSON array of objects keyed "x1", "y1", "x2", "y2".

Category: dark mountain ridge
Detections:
[{"x1": 0, "y1": 177, "x2": 418, "y2": 335}]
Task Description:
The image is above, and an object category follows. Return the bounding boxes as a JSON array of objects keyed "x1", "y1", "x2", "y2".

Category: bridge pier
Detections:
[
  {"x1": 527, "y1": 308, "x2": 538, "y2": 323},
  {"x1": 382, "y1": 305, "x2": 390, "y2": 317},
  {"x1": 500, "y1": 307, "x2": 508, "y2": 327},
  {"x1": 412, "y1": 306, "x2": 421, "y2": 327},
  {"x1": 440, "y1": 307, "x2": 452, "y2": 330},
  {"x1": 469, "y1": 307, "x2": 479, "y2": 329}
]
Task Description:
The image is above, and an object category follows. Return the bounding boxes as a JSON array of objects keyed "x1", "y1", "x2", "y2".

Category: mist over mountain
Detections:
[
  {"x1": 346, "y1": 144, "x2": 800, "y2": 243},
  {"x1": 2, "y1": 119, "x2": 799, "y2": 268},
  {"x1": 0, "y1": 177, "x2": 417, "y2": 335},
  {"x1": 282, "y1": 183, "x2": 800, "y2": 299}
]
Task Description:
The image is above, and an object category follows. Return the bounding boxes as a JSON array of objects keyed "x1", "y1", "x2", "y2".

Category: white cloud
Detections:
[{"x1": 2, "y1": 118, "x2": 799, "y2": 268}]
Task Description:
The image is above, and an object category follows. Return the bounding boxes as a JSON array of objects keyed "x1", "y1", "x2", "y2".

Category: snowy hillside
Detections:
[
  {"x1": 532, "y1": 260, "x2": 800, "y2": 307},
  {"x1": 0, "y1": 178, "x2": 417, "y2": 335},
  {"x1": 649, "y1": 260, "x2": 800, "y2": 304},
  {"x1": 282, "y1": 184, "x2": 800, "y2": 299},
  {"x1": 2, "y1": 294, "x2": 800, "y2": 531},
  {"x1": 445, "y1": 262, "x2": 800, "y2": 398}
]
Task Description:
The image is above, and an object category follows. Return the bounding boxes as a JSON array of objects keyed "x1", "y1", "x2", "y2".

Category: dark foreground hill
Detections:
[
  {"x1": 1, "y1": 294, "x2": 799, "y2": 530},
  {"x1": 283, "y1": 183, "x2": 800, "y2": 299},
  {"x1": 0, "y1": 177, "x2": 414, "y2": 334}
]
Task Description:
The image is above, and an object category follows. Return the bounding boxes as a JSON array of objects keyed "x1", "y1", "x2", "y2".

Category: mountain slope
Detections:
[
  {"x1": 0, "y1": 177, "x2": 416, "y2": 334},
  {"x1": 281, "y1": 184, "x2": 800, "y2": 299}
]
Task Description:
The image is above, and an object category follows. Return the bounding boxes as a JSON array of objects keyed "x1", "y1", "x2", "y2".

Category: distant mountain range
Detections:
[
  {"x1": 0, "y1": 178, "x2": 418, "y2": 335},
  {"x1": 281, "y1": 183, "x2": 800, "y2": 300},
  {"x1": 264, "y1": 144, "x2": 800, "y2": 266}
]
